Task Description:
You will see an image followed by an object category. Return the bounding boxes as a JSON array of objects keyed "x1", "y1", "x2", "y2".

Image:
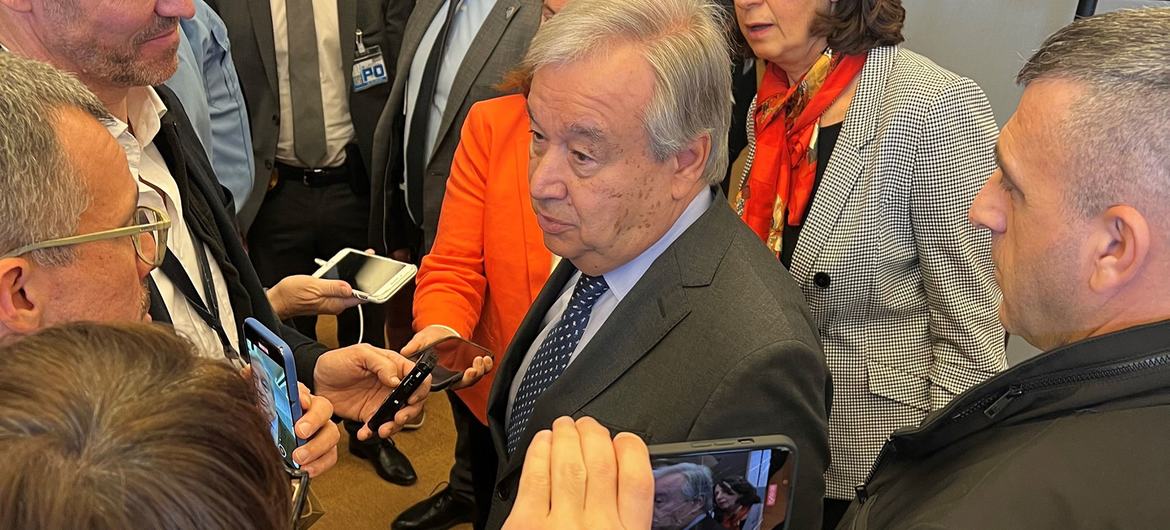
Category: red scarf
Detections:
[{"x1": 738, "y1": 51, "x2": 866, "y2": 254}]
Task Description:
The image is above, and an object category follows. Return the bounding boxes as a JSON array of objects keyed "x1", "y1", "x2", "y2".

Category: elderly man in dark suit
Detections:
[{"x1": 482, "y1": 1, "x2": 831, "y2": 529}]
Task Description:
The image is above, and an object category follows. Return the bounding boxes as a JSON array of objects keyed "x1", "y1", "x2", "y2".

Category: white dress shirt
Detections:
[
  {"x1": 401, "y1": 0, "x2": 498, "y2": 219},
  {"x1": 506, "y1": 190, "x2": 715, "y2": 421},
  {"x1": 107, "y1": 87, "x2": 240, "y2": 360},
  {"x1": 270, "y1": 0, "x2": 356, "y2": 168}
]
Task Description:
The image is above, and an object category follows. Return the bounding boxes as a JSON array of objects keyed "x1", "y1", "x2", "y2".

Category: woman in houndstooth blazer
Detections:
[{"x1": 731, "y1": 1, "x2": 1007, "y2": 527}]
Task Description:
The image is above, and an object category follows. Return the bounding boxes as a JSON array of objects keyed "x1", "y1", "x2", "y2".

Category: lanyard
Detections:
[{"x1": 159, "y1": 233, "x2": 242, "y2": 366}]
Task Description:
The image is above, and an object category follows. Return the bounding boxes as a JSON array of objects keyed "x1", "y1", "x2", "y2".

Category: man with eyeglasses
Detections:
[
  {"x1": 0, "y1": 4, "x2": 461, "y2": 477},
  {"x1": 0, "y1": 55, "x2": 164, "y2": 329}
]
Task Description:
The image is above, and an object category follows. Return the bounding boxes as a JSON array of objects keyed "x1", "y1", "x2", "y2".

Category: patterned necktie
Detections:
[{"x1": 507, "y1": 274, "x2": 609, "y2": 454}]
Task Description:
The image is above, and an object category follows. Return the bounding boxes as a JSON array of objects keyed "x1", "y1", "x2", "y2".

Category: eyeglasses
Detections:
[{"x1": 0, "y1": 206, "x2": 171, "y2": 267}]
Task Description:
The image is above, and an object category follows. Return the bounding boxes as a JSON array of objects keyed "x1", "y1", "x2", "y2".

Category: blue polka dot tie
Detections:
[{"x1": 507, "y1": 274, "x2": 609, "y2": 454}]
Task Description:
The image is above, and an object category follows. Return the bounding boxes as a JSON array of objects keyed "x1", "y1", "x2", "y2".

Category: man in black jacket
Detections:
[
  {"x1": 0, "y1": 0, "x2": 437, "y2": 476},
  {"x1": 838, "y1": 8, "x2": 1170, "y2": 529}
]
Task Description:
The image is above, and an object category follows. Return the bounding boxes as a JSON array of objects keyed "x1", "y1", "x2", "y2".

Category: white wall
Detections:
[{"x1": 898, "y1": 0, "x2": 1166, "y2": 364}]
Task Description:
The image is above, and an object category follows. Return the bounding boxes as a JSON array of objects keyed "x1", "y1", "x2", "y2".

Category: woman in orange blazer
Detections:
[{"x1": 399, "y1": 93, "x2": 553, "y2": 523}]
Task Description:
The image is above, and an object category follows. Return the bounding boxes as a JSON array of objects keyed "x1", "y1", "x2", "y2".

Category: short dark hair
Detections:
[
  {"x1": 813, "y1": 0, "x2": 905, "y2": 56},
  {"x1": 717, "y1": 476, "x2": 762, "y2": 508},
  {"x1": 1016, "y1": 7, "x2": 1170, "y2": 218},
  {"x1": 0, "y1": 322, "x2": 291, "y2": 529}
]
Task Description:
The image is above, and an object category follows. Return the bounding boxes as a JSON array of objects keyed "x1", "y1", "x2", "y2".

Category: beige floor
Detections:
[{"x1": 311, "y1": 316, "x2": 474, "y2": 530}]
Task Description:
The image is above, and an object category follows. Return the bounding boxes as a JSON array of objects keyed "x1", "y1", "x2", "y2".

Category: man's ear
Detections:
[
  {"x1": 1087, "y1": 205, "x2": 1150, "y2": 295},
  {"x1": 0, "y1": 259, "x2": 44, "y2": 334},
  {"x1": 670, "y1": 133, "x2": 712, "y2": 200}
]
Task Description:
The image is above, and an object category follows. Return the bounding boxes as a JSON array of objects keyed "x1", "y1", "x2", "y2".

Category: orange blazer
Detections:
[{"x1": 413, "y1": 94, "x2": 553, "y2": 424}]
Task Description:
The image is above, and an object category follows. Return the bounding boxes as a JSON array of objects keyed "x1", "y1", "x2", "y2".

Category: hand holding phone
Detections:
[
  {"x1": 404, "y1": 335, "x2": 495, "y2": 392},
  {"x1": 648, "y1": 435, "x2": 797, "y2": 530},
  {"x1": 243, "y1": 318, "x2": 305, "y2": 469},
  {"x1": 365, "y1": 350, "x2": 436, "y2": 432},
  {"x1": 311, "y1": 248, "x2": 416, "y2": 304}
]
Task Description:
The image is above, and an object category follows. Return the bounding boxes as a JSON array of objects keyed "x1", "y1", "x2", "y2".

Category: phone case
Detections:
[{"x1": 311, "y1": 248, "x2": 417, "y2": 303}]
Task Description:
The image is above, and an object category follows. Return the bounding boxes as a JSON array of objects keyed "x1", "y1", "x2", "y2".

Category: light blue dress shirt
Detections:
[
  {"x1": 506, "y1": 189, "x2": 716, "y2": 421},
  {"x1": 165, "y1": 0, "x2": 256, "y2": 213},
  {"x1": 401, "y1": 0, "x2": 498, "y2": 222}
]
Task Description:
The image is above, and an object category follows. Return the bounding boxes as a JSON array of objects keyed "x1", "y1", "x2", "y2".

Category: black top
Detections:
[{"x1": 780, "y1": 122, "x2": 842, "y2": 268}]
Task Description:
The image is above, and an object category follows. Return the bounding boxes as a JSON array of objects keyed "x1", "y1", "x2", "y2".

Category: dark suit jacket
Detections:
[
  {"x1": 368, "y1": 0, "x2": 539, "y2": 253},
  {"x1": 150, "y1": 86, "x2": 328, "y2": 389},
  {"x1": 210, "y1": 0, "x2": 412, "y2": 231},
  {"x1": 484, "y1": 193, "x2": 832, "y2": 530}
]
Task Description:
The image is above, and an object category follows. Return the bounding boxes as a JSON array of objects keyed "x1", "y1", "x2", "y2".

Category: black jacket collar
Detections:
[{"x1": 890, "y1": 320, "x2": 1170, "y2": 459}]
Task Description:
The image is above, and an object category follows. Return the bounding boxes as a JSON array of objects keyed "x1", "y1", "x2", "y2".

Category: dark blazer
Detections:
[
  {"x1": 368, "y1": 0, "x2": 540, "y2": 253},
  {"x1": 484, "y1": 194, "x2": 832, "y2": 530},
  {"x1": 150, "y1": 86, "x2": 328, "y2": 389},
  {"x1": 839, "y1": 320, "x2": 1170, "y2": 529},
  {"x1": 210, "y1": 0, "x2": 412, "y2": 231}
]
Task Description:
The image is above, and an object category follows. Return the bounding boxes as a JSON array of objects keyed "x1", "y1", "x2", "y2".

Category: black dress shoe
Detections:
[
  {"x1": 392, "y1": 487, "x2": 476, "y2": 530},
  {"x1": 348, "y1": 428, "x2": 417, "y2": 486}
]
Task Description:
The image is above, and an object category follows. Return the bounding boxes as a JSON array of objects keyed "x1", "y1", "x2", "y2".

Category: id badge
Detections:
[{"x1": 352, "y1": 44, "x2": 389, "y2": 92}]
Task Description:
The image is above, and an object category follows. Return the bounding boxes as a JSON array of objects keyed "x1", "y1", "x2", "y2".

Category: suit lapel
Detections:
[
  {"x1": 432, "y1": 0, "x2": 524, "y2": 152},
  {"x1": 789, "y1": 47, "x2": 893, "y2": 281},
  {"x1": 487, "y1": 260, "x2": 576, "y2": 462},
  {"x1": 248, "y1": 0, "x2": 280, "y2": 96},
  {"x1": 495, "y1": 194, "x2": 731, "y2": 480},
  {"x1": 337, "y1": 0, "x2": 357, "y2": 80},
  {"x1": 393, "y1": 0, "x2": 445, "y2": 96}
]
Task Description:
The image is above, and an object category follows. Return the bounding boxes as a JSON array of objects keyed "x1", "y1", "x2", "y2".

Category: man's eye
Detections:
[
  {"x1": 571, "y1": 151, "x2": 593, "y2": 164},
  {"x1": 529, "y1": 129, "x2": 545, "y2": 142}
]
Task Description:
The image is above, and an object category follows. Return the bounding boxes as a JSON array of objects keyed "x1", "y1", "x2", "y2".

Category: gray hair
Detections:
[
  {"x1": 653, "y1": 462, "x2": 714, "y2": 513},
  {"x1": 521, "y1": 0, "x2": 733, "y2": 185},
  {"x1": 1017, "y1": 7, "x2": 1170, "y2": 218},
  {"x1": 0, "y1": 53, "x2": 110, "y2": 266}
]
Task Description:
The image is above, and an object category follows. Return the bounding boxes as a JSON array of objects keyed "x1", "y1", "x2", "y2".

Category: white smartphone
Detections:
[{"x1": 311, "y1": 248, "x2": 417, "y2": 303}]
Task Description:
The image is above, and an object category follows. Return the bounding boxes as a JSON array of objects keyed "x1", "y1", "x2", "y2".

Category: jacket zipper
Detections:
[{"x1": 854, "y1": 349, "x2": 1170, "y2": 504}]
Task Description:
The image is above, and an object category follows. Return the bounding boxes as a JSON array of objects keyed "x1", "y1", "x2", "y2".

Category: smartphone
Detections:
[
  {"x1": 243, "y1": 317, "x2": 305, "y2": 469},
  {"x1": 648, "y1": 435, "x2": 798, "y2": 530},
  {"x1": 405, "y1": 336, "x2": 494, "y2": 392},
  {"x1": 311, "y1": 248, "x2": 417, "y2": 303},
  {"x1": 365, "y1": 349, "x2": 436, "y2": 432}
]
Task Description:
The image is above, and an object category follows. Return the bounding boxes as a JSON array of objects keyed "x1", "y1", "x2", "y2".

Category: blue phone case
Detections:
[{"x1": 242, "y1": 317, "x2": 305, "y2": 467}]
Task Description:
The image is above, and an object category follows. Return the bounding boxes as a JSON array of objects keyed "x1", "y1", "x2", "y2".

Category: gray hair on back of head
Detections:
[
  {"x1": 1017, "y1": 7, "x2": 1170, "y2": 218},
  {"x1": 521, "y1": 0, "x2": 733, "y2": 185},
  {"x1": 0, "y1": 53, "x2": 111, "y2": 266},
  {"x1": 653, "y1": 462, "x2": 715, "y2": 513}
]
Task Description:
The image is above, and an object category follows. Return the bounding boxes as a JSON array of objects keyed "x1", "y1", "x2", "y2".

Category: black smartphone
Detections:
[
  {"x1": 405, "y1": 336, "x2": 494, "y2": 392},
  {"x1": 648, "y1": 435, "x2": 798, "y2": 530},
  {"x1": 365, "y1": 349, "x2": 436, "y2": 432}
]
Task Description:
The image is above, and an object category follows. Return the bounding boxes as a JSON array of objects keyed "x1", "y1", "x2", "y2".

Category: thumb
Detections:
[{"x1": 322, "y1": 279, "x2": 354, "y2": 298}]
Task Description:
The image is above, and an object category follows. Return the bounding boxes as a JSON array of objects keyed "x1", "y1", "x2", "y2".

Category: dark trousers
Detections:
[
  {"x1": 448, "y1": 391, "x2": 497, "y2": 530},
  {"x1": 249, "y1": 173, "x2": 384, "y2": 348}
]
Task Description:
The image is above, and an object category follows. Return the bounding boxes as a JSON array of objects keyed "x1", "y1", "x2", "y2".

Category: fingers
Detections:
[
  {"x1": 322, "y1": 279, "x2": 353, "y2": 298},
  {"x1": 400, "y1": 333, "x2": 426, "y2": 358},
  {"x1": 613, "y1": 432, "x2": 654, "y2": 529},
  {"x1": 510, "y1": 429, "x2": 554, "y2": 525},
  {"x1": 548, "y1": 416, "x2": 588, "y2": 519},
  {"x1": 292, "y1": 392, "x2": 340, "y2": 477},
  {"x1": 576, "y1": 417, "x2": 619, "y2": 518},
  {"x1": 300, "y1": 445, "x2": 338, "y2": 478}
]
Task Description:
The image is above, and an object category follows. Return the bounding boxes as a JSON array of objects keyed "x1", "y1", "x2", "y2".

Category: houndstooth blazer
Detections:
[{"x1": 765, "y1": 46, "x2": 1008, "y2": 499}]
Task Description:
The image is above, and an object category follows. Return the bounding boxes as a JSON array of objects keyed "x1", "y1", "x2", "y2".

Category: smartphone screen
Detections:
[
  {"x1": 320, "y1": 252, "x2": 409, "y2": 296},
  {"x1": 246, "y1": 334, "x2": 300, "y2": 469},
  {"x1": 405, "y1": 336, "x2": 495, "y2": 391},
  {"x1": 650, "y1": 445, "x2": 795, "y2": 530}
]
